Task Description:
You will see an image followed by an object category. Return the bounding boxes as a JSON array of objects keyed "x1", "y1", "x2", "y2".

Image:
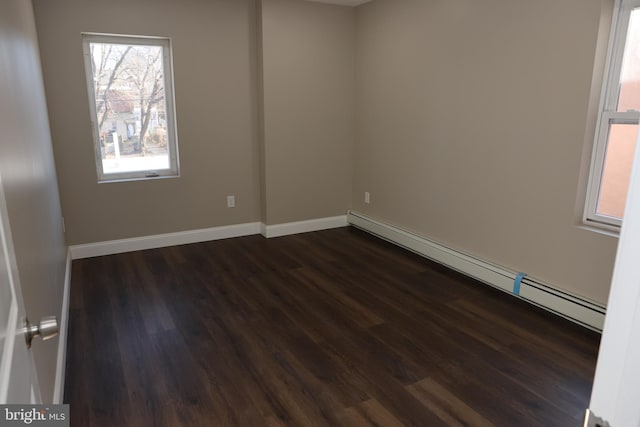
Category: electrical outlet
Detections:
[
  {"x1": 227, "y1": 195, "x2": 236, "y2": 208},
  {"x1": 364, "y1": 192, "x2": 370, "y2": 204}
]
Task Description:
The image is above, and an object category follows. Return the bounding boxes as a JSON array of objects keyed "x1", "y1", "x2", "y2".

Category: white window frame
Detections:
[
  {"x1": 585, "y1": 0, "x2": 640, "y2": 230},
  {"x1": 82, "y1": 33, "x2": 180, "y2": 182}
]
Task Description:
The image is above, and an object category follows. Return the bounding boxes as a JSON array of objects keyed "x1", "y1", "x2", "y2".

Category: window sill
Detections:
[
  {"x1": 577, "y1": 221, "x2": 620, "y2": 238},
  {"x1": 97, "y1": 173, "x2": 180, "y2": 184}
]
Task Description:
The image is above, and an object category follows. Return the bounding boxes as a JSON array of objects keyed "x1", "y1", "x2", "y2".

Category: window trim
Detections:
[
  {"x1": 81, "y1": 33, "x2": 180, "y2": 183},
  {"x1": 585, "y1": 0, "x2": 640, "y2": 230}
]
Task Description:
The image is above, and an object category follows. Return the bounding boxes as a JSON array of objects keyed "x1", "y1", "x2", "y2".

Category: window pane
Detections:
[
  {"x1": 597, "y1": 123, "x2": 638, "y2": 219},
  {"x1": 617, "y1": 8, "x2": 640, "y2": 112},
  {"x1": 89, "y1": 42, "x2": 170, "y2": 175}
]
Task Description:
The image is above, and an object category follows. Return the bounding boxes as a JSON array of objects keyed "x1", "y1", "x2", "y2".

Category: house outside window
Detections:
[{"x1": 82, "y1": 34, "x2": 180, "y2": 182}]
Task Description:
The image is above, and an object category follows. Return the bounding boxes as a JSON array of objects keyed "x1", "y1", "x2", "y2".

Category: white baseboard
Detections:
[
  {"x1": 68, "y1": 216, "x2": 350, "y2": 259},
  {"x1": 262, "y1": 215, "x2": 348, "y2": 238},
  {"x1": 347, "y1": 210, "x2": 606, "y2": 331},
  {"x1": 53, "y1": 249, "x2": 72, "y2": 404},
  {"x1": 70, "y1": 222, "x2": 262, "y2": 259}
]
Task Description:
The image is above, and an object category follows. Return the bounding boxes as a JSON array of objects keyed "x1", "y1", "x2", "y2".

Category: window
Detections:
[
  {"x1": 82, "y1": 34, "x2": 179, "y2": 182},
  {"x1": 586, "y1": 0, "x2": 640, "y2": 229}
]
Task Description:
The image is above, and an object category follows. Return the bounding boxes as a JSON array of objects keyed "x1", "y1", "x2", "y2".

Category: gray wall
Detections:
[
  {"x1": 260, "y1": 0, "x2": 355, "y2": 225},
  {"x1": 353, "y1": 0, "x2": 617, "y2": 304},
  {"x1": 32, "y1": 0, "x2": 619, "y2": 304},
  {"x1": 0, "y1": 0, "x2": 67, "y2": 403},
  {"x1": 33, "y1": 0, "x2": 356, "y2": 243},
  {"x1": 33, "y1": 0, "x2": 262, "y2": 245}
]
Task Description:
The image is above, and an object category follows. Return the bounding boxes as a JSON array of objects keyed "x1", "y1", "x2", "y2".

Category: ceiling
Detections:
[{"x1": 304, "y1": 0, "x2": 373, "y2": 6}]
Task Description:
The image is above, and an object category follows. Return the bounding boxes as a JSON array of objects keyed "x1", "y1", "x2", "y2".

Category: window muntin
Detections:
[
  {"x1": 586, "y1": 0, "x2": 640, "y2": 229},
  {"x1": 82, "y1": 34, "x2": 179, "y2": 182}
]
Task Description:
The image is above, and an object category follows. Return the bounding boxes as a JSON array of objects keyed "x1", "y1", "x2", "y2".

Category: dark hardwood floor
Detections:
[{"x1": 64, "y1": 227, "x2": 600, "y2": 426}]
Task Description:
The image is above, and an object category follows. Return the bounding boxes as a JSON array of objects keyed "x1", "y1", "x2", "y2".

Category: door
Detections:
[
  {"x1": 586, "y1": 109, "x2": 640, "y2": 425},
  {"x1": 0, "y1": 173, "x2": 40, "y2": 403}
]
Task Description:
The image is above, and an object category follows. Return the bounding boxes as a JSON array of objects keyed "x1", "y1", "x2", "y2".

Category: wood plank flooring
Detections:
[{"x1": 64, "y1": 227, "x2": 601, "y2": 426}]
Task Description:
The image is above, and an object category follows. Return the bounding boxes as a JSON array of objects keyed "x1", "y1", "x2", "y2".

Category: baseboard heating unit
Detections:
[{"x1": 347, "y1": 211, "x2": 606, "y2": 331}]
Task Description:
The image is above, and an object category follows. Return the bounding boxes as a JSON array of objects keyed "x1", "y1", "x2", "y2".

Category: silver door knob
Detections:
[{"x1": 24, "y1": 316, "x2": 59, "y2": 348}]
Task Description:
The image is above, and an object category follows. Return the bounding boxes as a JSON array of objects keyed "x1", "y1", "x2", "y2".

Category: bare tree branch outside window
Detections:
[{"x1": 89, "y1": 43, "x2": 169, "y2": 158}]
